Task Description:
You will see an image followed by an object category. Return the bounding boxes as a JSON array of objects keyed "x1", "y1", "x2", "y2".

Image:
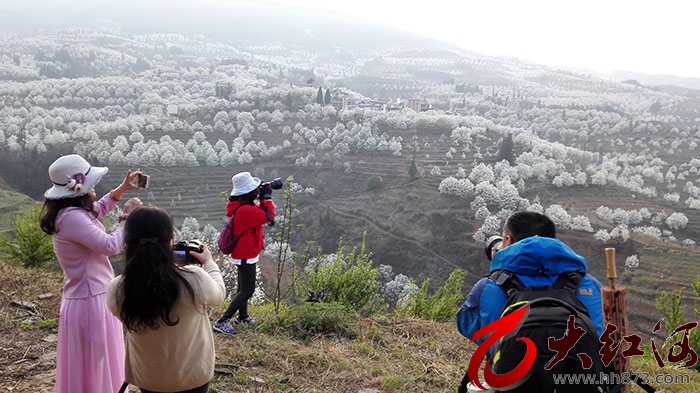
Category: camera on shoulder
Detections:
[{"x1": 173, "y1": 240, "x2": 204, "y2": 265}]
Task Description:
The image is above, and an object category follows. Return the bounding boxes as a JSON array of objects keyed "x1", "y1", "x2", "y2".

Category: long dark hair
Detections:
[
  {"x1": 40, "y1": 194, "x2": 97, "y2": 235},
  {"x1": 119, "y1": 206, "x2": 195, "y2": 333}
]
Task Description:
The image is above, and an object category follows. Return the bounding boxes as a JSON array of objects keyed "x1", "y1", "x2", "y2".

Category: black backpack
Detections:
[{"x1": 488, "y1": 269, "x2": 606, "y2": 393}]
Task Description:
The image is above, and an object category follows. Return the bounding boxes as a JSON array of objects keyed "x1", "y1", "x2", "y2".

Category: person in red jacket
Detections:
[{"x1": 213, "y1": 171, "x2": 275, "y2": 335}]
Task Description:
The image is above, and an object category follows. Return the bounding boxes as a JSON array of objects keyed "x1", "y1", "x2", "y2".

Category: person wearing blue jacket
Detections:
[{"x1": 456, "y1": 211, "x2": 604, "y2": 350}]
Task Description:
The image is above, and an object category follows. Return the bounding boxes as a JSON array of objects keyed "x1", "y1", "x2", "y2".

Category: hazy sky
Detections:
[{"x1": 255, "y1": 0, "x2": 699, "y2": 79}]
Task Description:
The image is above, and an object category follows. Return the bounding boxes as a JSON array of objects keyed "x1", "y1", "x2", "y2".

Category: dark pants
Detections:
[
  {"x1": 219, "y1": 261, "x2": 256, "y2": 321},
  {"x1": 140, "y1": 382, "x2": 210, "y2": 393}
]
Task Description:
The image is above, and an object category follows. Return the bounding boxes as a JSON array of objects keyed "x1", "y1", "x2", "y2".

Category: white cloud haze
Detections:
[
  {"x1": 2, "y1": 0, "x2": 697, "y2": 79},
  {"x1": 257, "y1": 0, "x2": 700, "y2": 78}
]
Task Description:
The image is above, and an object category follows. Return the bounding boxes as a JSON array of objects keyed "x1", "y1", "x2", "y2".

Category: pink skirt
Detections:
[{"x1": 55, "y1": 293, "x2": 125, "y2": 393}]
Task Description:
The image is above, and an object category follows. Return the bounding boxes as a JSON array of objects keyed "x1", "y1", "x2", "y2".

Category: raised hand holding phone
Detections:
[{"x1": 136, "y1": 173, "x2": 150, "y2": 189}]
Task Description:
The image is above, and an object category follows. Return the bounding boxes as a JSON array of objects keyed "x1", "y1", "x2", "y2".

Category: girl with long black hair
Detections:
[{"x1": 107, "y1": 206, "x2": 226, "y2": 393}]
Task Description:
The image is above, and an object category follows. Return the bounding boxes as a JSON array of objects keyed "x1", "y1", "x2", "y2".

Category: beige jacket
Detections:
[{"x1": 107, "y1": 260, "x2": 226, "y2": 392}]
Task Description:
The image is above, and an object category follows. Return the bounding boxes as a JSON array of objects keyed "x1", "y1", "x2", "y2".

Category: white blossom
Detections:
[
  {"x1": 665, "y1": 212, "x2": 688, "y2": 229},
  {"x1": 625, "y1": 255, "x2": 639, "y2": 269}
]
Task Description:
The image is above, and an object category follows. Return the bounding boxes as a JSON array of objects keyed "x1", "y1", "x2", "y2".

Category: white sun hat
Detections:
[
  {"x1": 230, "y1": 171, "x2": 261, "y2": 196},
  {"x1": 44, "y1": 154, "x2": 109, "y2": 200}
]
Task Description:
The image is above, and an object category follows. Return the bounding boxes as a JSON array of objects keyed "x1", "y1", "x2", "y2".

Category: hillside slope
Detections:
[
  {"x1": 0, "y1": 181, "x2": 37, "y2": 236},
  {"x1": 3, "y1": 256, "x2": 700, "y2": 392},
  {"x1": 2, "y1": 27, "x2": 700, "y2": 347},
  {"x1": 0, "y1": 262, "x2": 473, "y2": 393}
]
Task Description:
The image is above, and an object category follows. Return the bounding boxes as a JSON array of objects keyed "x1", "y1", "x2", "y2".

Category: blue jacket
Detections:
[{"x1": 456, "y1": 236, "x2": 604, "y2": 348}]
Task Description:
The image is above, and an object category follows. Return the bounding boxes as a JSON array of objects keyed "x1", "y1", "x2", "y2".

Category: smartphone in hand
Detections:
[{"x1": 137, "y1": 173, "x2": 150, "y2": 189}]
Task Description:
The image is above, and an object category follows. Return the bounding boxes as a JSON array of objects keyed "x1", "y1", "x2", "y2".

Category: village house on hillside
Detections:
[
  {"x1": 154, "y1": 104, "x2": 194, "y2": 122},
  {"x1": 328, "y1": 88, "x2": 431, "y2": 112}
]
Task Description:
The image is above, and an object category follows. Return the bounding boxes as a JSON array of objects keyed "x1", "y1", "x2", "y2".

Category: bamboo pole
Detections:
[{"x1": 601, "y1": 247, "x2": 631, "y2": 393}]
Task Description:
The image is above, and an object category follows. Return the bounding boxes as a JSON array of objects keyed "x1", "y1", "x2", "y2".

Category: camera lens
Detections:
[
  {"x1": 484, "y1": 235, "x2": 504, "y2": 261},
  {"x1": 270, "y1": 178, "x2": 283, "y2": 189}
]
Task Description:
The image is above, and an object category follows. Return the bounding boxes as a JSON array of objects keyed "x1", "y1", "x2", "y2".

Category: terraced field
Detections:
[{"x1": 6, "y1": 117, "x2": 699, "y2": 341}]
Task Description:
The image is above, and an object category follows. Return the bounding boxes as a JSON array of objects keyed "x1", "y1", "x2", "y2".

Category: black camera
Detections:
[
  {"x1": 261, "y1": 177, "x2": 283, "y2": 190},
  {"x1": 484, "y1": 235, "x2": 503, "y2": 261},
  {"x1": 173, "y1": 240, "x2": 204, "y2": 265}
]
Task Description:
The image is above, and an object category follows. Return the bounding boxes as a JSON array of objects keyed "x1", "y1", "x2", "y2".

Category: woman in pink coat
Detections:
[{"x1": 39, "y1": 154, "x2": 142, "y2": 393}]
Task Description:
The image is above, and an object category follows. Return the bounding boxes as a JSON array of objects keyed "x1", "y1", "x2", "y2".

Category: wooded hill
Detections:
[{"x1": 2, "y1": 26, "x2": 700, "y2": 338}]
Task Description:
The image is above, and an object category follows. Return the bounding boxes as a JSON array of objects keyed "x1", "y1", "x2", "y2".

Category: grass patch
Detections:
[
  {"x1": 4, "y1": 254, "x2": 700, "y2": 392},
  {"x1": 257, "y1": 302, "x2": 359, "y2": 340},
  {"x1": 211, "y1": 313, "x2": 471, "y2": 392},
  {"x1": 629, "y1": 343, "x2": 700, "y2": 392}
]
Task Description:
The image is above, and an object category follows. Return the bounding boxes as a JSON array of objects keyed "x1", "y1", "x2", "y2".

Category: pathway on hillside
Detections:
[{"x1": 317, "y1": 201, "x2": 480, "y2": 280}]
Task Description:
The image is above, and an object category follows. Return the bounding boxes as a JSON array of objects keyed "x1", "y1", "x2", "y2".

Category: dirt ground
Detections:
[
  {"x1": 0, "y1": 264, "x2": 144, "y2": 392},
  {"x1": 0, "y1": 263, "x2": 61, "y2": 392},
  {"x1": 0, "y1": 329, "x2": 56, "y2": 392}
]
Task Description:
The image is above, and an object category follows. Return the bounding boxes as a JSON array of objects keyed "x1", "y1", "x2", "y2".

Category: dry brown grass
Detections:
[
  {"x1": 209, "y1": 315, "x2": 472, "y2": 392},
  {"x1": 3, "y1": 261, "x2": 699, "y2": 393},
  {"x1": 0, "y1": 262, "x2": 62, "y2": 393},
  {"x1": 0, "y1": 262, "x2": 474, "y2": 392}
]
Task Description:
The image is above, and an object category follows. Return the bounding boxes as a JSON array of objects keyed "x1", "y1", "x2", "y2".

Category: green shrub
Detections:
[
  {"x1": 408, "y1": 159, "x2": 418, "y2": 182},
  {"x1": 38, "y1": 318, "x2": 58, "y2": 330},
  {"x1": 265, "y1": 181, "x2": 310, "y2": 313},
  {"x1": 399, "y1": 268, "x2": 466, "y2": 322},
  {"x1": 260, "y1": 302, "x2": 358, "y2": 340},
  {"x1": 0, "y1": 204, "x2": 55, "y2": 268},
  {"x1": 366, "y1": 176, "x2": 382, "y2": 191},
  {"x1": 18, "y1": 318, "x2": 58, "y2": 330},
  {"x1": 304, "y1": 234, "x2": 384, "y2": 315},
  {"x1": 656, "y1": 288, "x2": 686, "y2": 336},
  {"x1": 381, "y1": 376, "x2": 405, "y2": 389},
  {"x1": 18, "y1": 320, "x2": 36, "y2": 330},
  {"x1": 656, "y1": 282, "x2": 700, "y2": 371}
]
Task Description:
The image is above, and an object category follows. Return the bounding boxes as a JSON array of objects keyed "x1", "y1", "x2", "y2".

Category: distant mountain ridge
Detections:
[
  {"x1": 0, "y1": 0, "x2": 444, "y2": 51},
  {"x1": 4, "y1": 0, "x2": 698, "y2": 91},
  {"x1": 601, "y1": 71, "x2": 700, "y2": 93}
]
